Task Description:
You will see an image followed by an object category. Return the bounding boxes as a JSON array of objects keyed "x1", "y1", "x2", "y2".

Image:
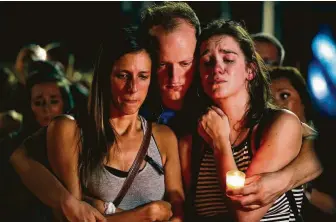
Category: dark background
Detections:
[
  {"x1": 2, "y1": 1, "x2": 336, "y2": 73},
  {"x1": 1, "y1": 1, "x2": 336, "y2": 215}
]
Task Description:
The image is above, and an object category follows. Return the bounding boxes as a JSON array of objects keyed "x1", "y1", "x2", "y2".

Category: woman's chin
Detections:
[
  {"x1": 119, "y1": 107, "x2": 140, "y2": 116},
  {"x1": 210, "y1": 92, "x2": 228, "y2": 101}
]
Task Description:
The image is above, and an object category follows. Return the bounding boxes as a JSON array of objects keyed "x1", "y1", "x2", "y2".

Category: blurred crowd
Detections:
[{"x1": 0, "y1": 2, "x2": 335, "y2": 222}]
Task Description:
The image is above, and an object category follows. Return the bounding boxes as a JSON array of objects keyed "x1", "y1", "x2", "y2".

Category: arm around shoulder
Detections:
[
  {"x1": 234, "y1": 110, "x2": 302, "y2": 222},
  {"x1": 247, "y1": 109, "x2": 302, "y2": 176}
]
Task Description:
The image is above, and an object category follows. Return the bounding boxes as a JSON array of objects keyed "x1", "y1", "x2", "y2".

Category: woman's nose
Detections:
[{"x1": 127, "y1": 79, "x2": 138, "y2": 93}]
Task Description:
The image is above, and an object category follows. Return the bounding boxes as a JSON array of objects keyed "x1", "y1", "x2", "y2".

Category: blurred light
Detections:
[
  {"x1": 312, "y1": 34, "x2": 336, "y2": 61},
  {"x1": 309, "y1": 69, "x2": 328, "y2": 100},
  {"x1": 35, "y1": 47, "x2": 47, "y2": 61},
  {"x1": 312, "y1": 32, "x2": 336, "y2": 90},
  {"x1": 308, "y1": 61, "x2": 336, "y2": 116}
]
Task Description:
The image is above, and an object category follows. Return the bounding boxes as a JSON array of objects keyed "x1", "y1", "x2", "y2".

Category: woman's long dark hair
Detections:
[
  {"x1": 196, "y1": 19, "x2": 275, "y2": 128},
  {"x1": 23, "y1": 60, "x2": 74, "y2": 134},
  {"x1": 78, "y1": 26, "x2": 155, "y2": 187}
]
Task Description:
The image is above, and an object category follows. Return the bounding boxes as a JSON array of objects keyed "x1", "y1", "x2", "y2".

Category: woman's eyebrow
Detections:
[{"x1": 219, "y1": 48, "x2": 238, "y2": 55}]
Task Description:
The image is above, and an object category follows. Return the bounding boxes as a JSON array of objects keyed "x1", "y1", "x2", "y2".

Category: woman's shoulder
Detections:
[
  {"x1": 152, "y1": 122, "x2": 177, "y2": 139},
  {"x1": 48, "y1": 114, "x2": 80, "y2": 138},
  {"x1": 266, "y1": 108, "x2": 301, "y2": 126},
  {"x1": 151, "y1": 122, "x2": 178, "y2": 155}
]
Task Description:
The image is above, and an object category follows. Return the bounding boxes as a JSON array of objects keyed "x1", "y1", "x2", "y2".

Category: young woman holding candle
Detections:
[{"x1": 180, "y1": 19, "x2": 303, "y2": 222}]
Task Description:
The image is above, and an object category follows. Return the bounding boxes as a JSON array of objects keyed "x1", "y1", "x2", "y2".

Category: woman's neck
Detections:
[
  {"x1": 215, "y1": 89, "x2": 249, "y2": 131},
  {"x1": 109, "y1": 111, "x2": 141, "y2": 137}
]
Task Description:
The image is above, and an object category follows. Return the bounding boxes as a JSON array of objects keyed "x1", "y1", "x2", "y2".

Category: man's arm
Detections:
[
  {"x1": 9, "y1": 145, "x2": 106, "y2": 222},
  {"x1": 228, "y1": 123, "x2": 323, "y2": 210},
  {"x1": 282, "y1": 136, "x2": 322, "y2": 189}
]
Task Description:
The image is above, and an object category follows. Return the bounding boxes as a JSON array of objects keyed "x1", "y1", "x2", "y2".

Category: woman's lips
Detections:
[{"x1": 123, "y1": 99, "x2": 139, "y2": 104}]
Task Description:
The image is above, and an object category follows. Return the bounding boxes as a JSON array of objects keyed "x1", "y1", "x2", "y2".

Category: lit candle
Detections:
[{"x1": 226, "y1": 170, "x2": 245, "y2": 190}]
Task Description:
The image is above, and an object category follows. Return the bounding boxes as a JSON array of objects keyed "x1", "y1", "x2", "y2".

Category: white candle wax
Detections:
[{"x1": 226, "y1": 170, "x2": 245, "y2": 190}]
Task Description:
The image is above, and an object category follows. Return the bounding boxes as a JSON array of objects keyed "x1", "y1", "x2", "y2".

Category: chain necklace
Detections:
[{"x1": 230, "y1": 128, "x2": 245, "y2": 148}]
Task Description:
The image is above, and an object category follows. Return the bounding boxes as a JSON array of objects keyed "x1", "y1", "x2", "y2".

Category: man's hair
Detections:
[
  {"x1": 251, "y1": 32, "x2": 285, "y2": 66},
  {"x1": 141, "y1": 2, "x2": 201, "y2": 37}
]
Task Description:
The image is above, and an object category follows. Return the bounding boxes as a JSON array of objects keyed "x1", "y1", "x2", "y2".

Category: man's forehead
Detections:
[{"x1": 150, "y1": 20, "x2": 196, "y2": 38}]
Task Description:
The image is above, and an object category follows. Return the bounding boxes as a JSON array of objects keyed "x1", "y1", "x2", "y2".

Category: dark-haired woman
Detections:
[
  {"x1": 181, "y1": 20, "x2": 303, "y2": 222},
  {"x1": 43, "y1": 27, "x2": 184, "y2": 222},
  {"x1": 0, "y1": 60, "x2": 74, "y2": 221},
  {"x1": 269, "y1": 66, "x2": 336, "y2": 221}
]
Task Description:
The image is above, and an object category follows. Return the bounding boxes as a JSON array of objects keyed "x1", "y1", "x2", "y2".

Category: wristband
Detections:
[{"x1": 104, "y1": 201, "x2": 116, "y2": 215}]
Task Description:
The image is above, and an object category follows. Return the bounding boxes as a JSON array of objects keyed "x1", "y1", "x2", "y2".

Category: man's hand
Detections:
[
  {"x1": 61, "y1": 194, "x2": 106, "y2": 222},
  {"x1": 226, "y1": 171, "x2": 288, "y2": 210},
  {"x1": 149, "y1": 200, "x2": 173, "y2": 221}
]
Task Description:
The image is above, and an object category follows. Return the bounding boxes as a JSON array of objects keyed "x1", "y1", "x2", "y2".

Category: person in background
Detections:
[
  {"x1": 251, "y1": 33, "x2": 285, "y2": 67},
  {"x1": 269, "y1": 66, "x2": 336, "y2": 221},
  {"x1": 0, "y1": 60, "x2": 74, "y2": 221},
  {"x1": 0, "y1": 67, "x2": 22, "y2": 137},
  {"x1": 0, "y1": 44, "x2": 47, "y2": 136},
  {"x1": 45, "y1": 42, "x2": 89, "y2": 115}
]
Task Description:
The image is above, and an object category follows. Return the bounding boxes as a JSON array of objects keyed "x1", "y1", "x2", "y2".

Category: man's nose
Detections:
[{"x1": 168, "y1": 65, "x2": 181, "y2": 83}]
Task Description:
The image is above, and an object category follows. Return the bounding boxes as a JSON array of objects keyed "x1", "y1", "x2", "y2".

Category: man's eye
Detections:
[
  {"x1": 180, "y1": 62, "x2": 192, "y2": 67},
  {"x1": 280, "y1": 92, "x2": 290, "y2": 100}
]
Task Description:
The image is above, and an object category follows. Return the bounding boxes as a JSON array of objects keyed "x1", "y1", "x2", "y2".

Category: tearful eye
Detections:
[
  {"x1": 280, "y1": 92, "x2": 290, "y2": 100},
  {"x1": 203, "y1": 59, "x2": 215, "y2": 67},
  {"x1": 159, "y1": 63, "x2": 166, "y2": 68},
  {"x1": 116, "y1": 73, "x2": 129, "y2": 79},
  {"x1": 224, "y1": 59, "x2": 234, "y2": 64}
]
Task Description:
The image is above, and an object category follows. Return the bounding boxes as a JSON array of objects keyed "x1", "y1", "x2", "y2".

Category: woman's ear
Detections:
[{"x1": 246, "y1": 63, "x2": 257, "y2": 81}]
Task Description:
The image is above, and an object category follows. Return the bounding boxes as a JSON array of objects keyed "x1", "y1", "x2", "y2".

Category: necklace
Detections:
[{"x1": 230, "y1": 128, "x2": 244, "y2": 148}]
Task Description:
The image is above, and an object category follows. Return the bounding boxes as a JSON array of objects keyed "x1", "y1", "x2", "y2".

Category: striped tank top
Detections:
[
  {"x1": 85, "y1": 116, "x2": 165, "y2": 210},
  {"x1": 194, "y1": 129, "x2": 304, "y2": 221}
]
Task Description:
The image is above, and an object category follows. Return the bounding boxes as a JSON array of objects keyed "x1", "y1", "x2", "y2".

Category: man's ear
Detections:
[{"x1": 246, "y1": 63, "x2": 257, "y2": 81}]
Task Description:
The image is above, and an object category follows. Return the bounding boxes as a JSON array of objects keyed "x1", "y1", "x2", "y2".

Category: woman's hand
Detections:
[{"x1": 198, "y1": 106, "x2": 230, "y2": 146}]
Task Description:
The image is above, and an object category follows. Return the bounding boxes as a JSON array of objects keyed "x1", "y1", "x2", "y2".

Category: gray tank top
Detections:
[{"x1": 85, "y1": 116, "x2": 165, "y2": 210}]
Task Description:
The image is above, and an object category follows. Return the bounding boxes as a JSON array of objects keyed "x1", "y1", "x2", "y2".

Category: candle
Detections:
[{"x1": 226, "y1": 170, "x2": 245, "y2": 190}]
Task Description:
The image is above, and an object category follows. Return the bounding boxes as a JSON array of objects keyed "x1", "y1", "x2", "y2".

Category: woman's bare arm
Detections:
[
  {"x1": 10, "y1": 139, "x2": 105, "y2": 221},
  {"x1": 153, "y1": 123, "x2": 185, "y2": 222},
  {"x1": 178, "y1": 135, "x2": 192, "y2": 193},
  {"x1": 203, "y1": 109, "x2": 302, "y2": 222},
  {"x1": 46, "y1": 117, "x2": 172, "y2": 222}
]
